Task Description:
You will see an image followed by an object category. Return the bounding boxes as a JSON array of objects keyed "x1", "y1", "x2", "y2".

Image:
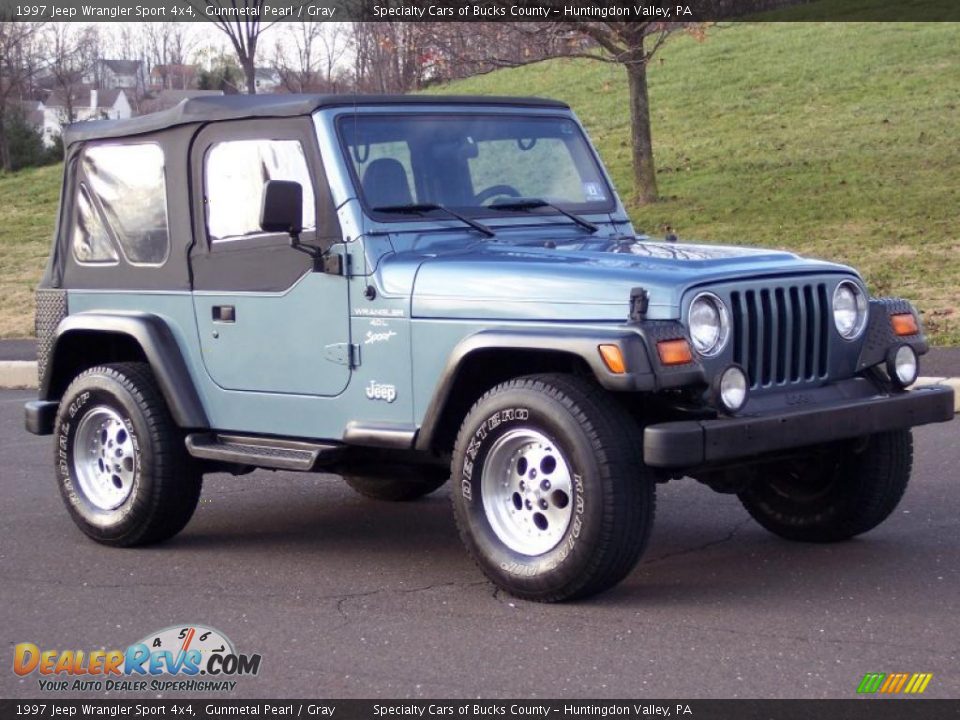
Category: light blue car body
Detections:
[
  {"x1": 63, "y1": 103, "x2": 858, "y2": 442},
  {"x1": 38, "y1": 97, "x2": 917, "y2": 460}
]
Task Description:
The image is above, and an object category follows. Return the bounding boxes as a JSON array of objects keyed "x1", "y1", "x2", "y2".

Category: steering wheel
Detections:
[{"x1": 474, "y1": 184, "x2": 522, "y2": 206}]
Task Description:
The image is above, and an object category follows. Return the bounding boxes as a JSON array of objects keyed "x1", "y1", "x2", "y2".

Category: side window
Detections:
[
  {"x1": 80, "y1": 143, "x2": 170, "y2": 265},
  {"x1": 72, "y1": 184, "x2": 118, "y2": 264},
  {"x1": 205, "y1": 139, "x2": 316, "y2": 242}
]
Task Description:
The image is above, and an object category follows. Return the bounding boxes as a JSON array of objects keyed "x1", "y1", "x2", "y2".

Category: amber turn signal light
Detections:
[
  {"x1": 598, "y1": 344, "x2": 627, "y2": 374},
  {"x1": 657, "y1": 339, "x2": 694, "y2": 366},
  {"x1": 890, "y1": 313, "x2": 919, "y2": 337}
]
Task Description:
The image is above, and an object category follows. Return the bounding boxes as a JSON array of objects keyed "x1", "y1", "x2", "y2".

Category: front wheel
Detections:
[
  {"x1": 54, "y1": 362, "x2": 202, "y2": 546},
  {"x1": 452, "y1": 374, "x2": 655, "y2": 602},
  {"x1": 738, "y1": 430, "x2": 913, "y2": 542}
]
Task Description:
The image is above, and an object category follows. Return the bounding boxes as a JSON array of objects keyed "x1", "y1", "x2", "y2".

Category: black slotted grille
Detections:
[{"x1": 731, "y1": 283, "x2": 829, "y2": 389}]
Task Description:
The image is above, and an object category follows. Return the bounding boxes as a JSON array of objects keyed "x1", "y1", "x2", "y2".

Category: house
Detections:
[
  {"x1": 149, "y1": 64, "x2": 200, "y2": 91},
  {"x1": 253, "y1": 67, "x2": 282, "y2": 94},
  {"x1": 99, "y1": 60, "x2": 143, "y2": 91},
  {"x1": 40, "y1": 87, "x2": 132, "y2": 146}
]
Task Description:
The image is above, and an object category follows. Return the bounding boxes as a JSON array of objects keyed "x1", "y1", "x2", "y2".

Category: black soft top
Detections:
[{"x1": 63, "y1": 94, "x2": 570, "y2": 146}]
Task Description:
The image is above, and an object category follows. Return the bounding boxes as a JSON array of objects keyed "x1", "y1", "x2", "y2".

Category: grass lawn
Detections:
[
  {"x1": 428, "y1": 23, "x2": 960, "y2": 344},
  {"x1": 0, "y1": 165, "x2": 60, "y2": 338},
  {"x1": 1, "y1": 23, "x2": 957, "y2": 343}
]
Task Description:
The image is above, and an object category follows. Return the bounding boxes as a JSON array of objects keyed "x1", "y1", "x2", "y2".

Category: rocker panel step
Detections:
[{"x1": 185, "y1": 433, "x2": 341, "y2": 471}]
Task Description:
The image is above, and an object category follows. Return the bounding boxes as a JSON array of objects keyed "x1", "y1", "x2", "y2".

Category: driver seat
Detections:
[{"x1": 362, "y1": 159, "x2": 413, "y2": 208}]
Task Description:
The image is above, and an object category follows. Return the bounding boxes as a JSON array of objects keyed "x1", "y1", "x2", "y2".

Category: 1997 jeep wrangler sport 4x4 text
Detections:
[{"x1": 26, "y1": 95, "x2": 954, "y2": 601}]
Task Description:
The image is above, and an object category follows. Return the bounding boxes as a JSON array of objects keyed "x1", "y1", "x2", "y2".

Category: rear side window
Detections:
[
  {"x1": 205, "y1": 139, "x2": 316, "y2": 242},
  {"x1": 74, "y1": 143, "x2": 170, "y2": 265},
  {"x1": 72, "y1": 184, "x2": 118, "y2": 264}
]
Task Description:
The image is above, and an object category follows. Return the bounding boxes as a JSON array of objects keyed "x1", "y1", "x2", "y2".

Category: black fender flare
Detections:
[
  {"x1": 414, "y1": 328, "x2": 657, "y2": 452},
  {"x1": 41, "y1": 311, "x2": 209, "y2": 429}
]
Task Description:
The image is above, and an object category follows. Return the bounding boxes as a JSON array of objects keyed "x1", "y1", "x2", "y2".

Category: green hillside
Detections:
[
  {"x1": 1, "y1": 23, "x2": 957, "y2": 342},
  {"x1": 427, "y1": 23, "x2": 960, "y2": 344},
  {"x1": 0, "y1": 164, "x2": 60, "y2": 338}
]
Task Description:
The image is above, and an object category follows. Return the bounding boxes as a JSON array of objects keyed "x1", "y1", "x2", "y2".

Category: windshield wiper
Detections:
[
  {"x1": 489, "y1": 197, "x2": 598, "y2": 234},
  {"x1": 372, "y1": 203, "x2": 496, "y2": 238}
]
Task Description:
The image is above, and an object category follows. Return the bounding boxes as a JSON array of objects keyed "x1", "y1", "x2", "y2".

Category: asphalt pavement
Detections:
[
  {"x1": 1, "y1": 388, "x2": 957, "y2": 700},
  {"x1": 0, "y1": 339, "x2": 36, "y2": 362}
]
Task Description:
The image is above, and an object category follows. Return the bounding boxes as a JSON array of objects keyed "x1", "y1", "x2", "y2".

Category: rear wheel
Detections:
[
  {"x1": 738, "y1": 430, "x2": 913, "y2": 542},
  {"x1": 54, "y1": 362, "x2": 201, "y2": 546},
  {"x1": 452, "y1": 374, "x2": 655, "y2": 602}
]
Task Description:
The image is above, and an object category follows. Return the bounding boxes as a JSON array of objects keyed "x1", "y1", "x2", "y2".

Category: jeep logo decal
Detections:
[{"x1": 366, "y1": 381, "x2": 397, "y2": 403}]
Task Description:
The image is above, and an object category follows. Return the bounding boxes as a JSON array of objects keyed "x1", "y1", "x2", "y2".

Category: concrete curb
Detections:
[
  {"x1": 0, "y1": 360, "x2": 957, "y2": 412},
  {"x1": 917, "y1": 377, "x2": 960, "y2": 413},
  {"x1": 0, "y1": 361, "x2": 38, "y2": 390}
]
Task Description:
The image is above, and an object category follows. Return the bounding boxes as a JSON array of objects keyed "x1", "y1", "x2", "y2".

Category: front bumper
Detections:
[
  {"x1": 25, "y1": 400, "x2": 58, "y2": 435},
  {"x1": 643, "y1": 385, "x2": 954, "y2": 468}
]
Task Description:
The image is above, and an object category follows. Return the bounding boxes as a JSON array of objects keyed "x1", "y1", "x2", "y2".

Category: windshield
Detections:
[{"x1": 337, "y1": 114, "x2": 614, "y2": 218}]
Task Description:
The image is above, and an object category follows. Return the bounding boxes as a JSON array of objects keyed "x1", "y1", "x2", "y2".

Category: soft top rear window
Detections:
[{"x1": 77, "y1": 143, "x2": 170, "y2": 266}]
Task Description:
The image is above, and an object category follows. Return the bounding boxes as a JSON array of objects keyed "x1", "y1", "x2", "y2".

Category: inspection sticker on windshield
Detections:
[{"x1": 583, "y1": 182, "x2": 606, "y2": 200}]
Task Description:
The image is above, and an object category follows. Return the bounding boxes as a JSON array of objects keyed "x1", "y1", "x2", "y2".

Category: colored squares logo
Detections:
[{"x1": 857, "y1": 672, "x2": 933, "y2": 694}]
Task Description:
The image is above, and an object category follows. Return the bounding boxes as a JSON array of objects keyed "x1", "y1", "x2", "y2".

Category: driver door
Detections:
[{"x1": 189, "y1": 119, "x2": 351, "y2": 397}]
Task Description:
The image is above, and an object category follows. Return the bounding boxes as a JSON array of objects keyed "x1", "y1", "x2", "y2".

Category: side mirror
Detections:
[{"x1": 259, "y1": 180, "x2": 303, "y2": 237}]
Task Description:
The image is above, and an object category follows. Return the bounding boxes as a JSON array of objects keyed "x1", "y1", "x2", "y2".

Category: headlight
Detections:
[
  {"x1": 887, "y1": 345, "x2": 918, "y2": 388},
  {"x1": 688, "y1": 292, "x2": 730, "y2": 357},
  {"x1": 832, "y1": 280, "x2": 868, "y2": 339},
  {"x1": 715, "y1": 365, "x2": 749, "y2": 414}
]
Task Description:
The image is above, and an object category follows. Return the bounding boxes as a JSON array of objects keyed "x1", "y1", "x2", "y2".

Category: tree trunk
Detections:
[
  {"x1": 625, "y1": 60, "x2": 658, "y2": 205},
  {"x1": 242, "y1": 57, "x2": 256, "y2": 94},
  {"x1": 0, "y1": 113, "x2": 10, "y2": 172}
]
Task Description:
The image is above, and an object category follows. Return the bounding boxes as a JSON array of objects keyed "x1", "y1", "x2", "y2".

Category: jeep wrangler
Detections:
[{"x1": 25, "y1": 95, "x2": 954, "y2": 602}]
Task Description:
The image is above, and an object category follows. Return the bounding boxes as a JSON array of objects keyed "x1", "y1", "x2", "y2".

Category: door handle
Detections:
[{"x1": 212, "y1": 305, "x2": 236, "y2": 323}]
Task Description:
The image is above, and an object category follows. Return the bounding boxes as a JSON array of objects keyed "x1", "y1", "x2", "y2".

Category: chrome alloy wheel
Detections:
[
  {"x1": 72, "y1": 406, "x2": 137, "y2": 511},
  {"x1": 481, "y1": 429, "x2": 574, "y2": 556}
]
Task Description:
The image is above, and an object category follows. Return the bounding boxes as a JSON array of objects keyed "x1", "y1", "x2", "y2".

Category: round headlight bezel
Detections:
[
  {"x1": 832, "y1": 280, "x2": 869, "y2": 340},
  {"x1": 687, "y1": 292, "x2": 731, "y2": 358}
]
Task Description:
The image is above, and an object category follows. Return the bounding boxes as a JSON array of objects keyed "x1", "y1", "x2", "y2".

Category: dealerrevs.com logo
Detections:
[{"x1": 13, "y1": 624, "x2": 261, "y2": 693}]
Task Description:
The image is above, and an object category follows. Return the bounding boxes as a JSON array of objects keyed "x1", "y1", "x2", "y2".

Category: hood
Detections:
[{"x1": 375, "y1": 236, "x2": 854, "y2": 321}]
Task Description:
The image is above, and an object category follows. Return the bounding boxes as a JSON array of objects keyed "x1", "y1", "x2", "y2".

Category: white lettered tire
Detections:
[
  {"x1": 452, "y1": 374, "x2": 655, "y2": 602},
  {"x1": 54, "y1": 362, "x2": 202, "y2": 546}
]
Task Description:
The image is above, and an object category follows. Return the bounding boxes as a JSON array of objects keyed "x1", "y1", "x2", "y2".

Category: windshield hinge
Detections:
[
  {"x1": 325, "y1": 342, "x2": 361, "y2": 368},
  {"x1": 323, "y1": 252, "x2": 352, "y2": 277},
  {"x1": 629, "y1": 287, "x2": 650, "y2": 323}
]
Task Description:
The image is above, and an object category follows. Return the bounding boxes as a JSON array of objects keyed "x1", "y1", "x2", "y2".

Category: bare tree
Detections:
[
  {"x1": 168, "y1": 23, "x2": 196, "y2": 67},
  {"x1": 348, "y1": 23, "x2": 436, "y2": 94},
  {"x1": 142, "y1": 23, "x2": 196, "y2": 90},
  {"x1": 560, "y1": 22, "x2": 674, "y2": 205},
  {"x1": 190, "y1": 0, "x2": 284, "y2": 94},
  {"x1": 273, "y1": 21, "x2": 324, "y2": 92},
  {"x1": 0, "y1": 20, "x2": 45, "y2": 170},
  {"x1": 411, "y1": 22, "x2": 572, "y2": 83},
  {"x1": 477, "y1": 22, "x2": 692, "y2": 205},
  {"x1": 109, "y1": 25, "x2": 140, "y2": 63},
  {"x1": 317, "y1": 23, "x2": 349, "y2": 87},
  {"x1": 48, "y1": 24, "x2": 100, "y2": 123}
]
